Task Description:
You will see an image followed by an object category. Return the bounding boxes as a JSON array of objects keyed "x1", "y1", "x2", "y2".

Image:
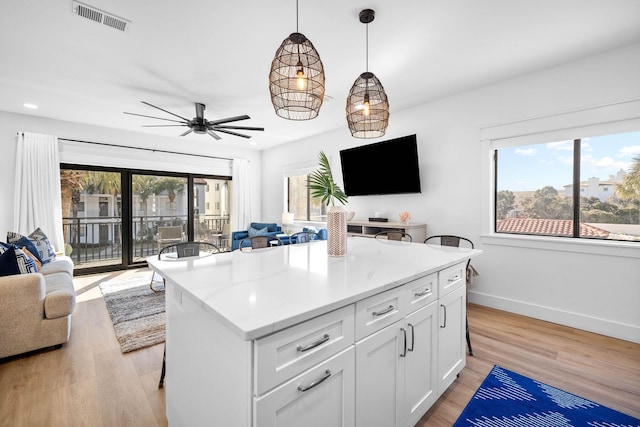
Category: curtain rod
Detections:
[{"x1": 56, "y1": 137, "x2": 233, "y2": 161}]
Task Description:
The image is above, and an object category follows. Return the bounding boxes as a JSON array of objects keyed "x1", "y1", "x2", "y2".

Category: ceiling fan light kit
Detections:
[
  {"x1": 268, "y1": 0, "x2": 326, "y2": 120},
  {"x1": 346, "y1": 9, "x2": 390, "y2": 139}
]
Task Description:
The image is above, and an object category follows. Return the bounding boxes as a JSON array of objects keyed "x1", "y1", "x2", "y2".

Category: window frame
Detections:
[{"x1": 480, "y1": 98, "x2": 640, "y2": 259}]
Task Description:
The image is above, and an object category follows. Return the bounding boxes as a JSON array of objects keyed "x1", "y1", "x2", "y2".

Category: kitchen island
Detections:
[{"x1": 148, "y1": 237, "x2": 481, "y2": 427}]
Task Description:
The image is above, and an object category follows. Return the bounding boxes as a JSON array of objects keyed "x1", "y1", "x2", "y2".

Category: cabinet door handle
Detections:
[
  {"x1": 297, "y1": 334, "x2": 330, "y2": 352},
  {"x1": 372, "y1": 305, "x2": 394, "y2": 317},
  {"x1": 408, "y1": 323, "x2": 415, "y2": 352},
  {"x1": 440, "y1": 304, "x2": 447, "y2": 328},
  {"x1": 297, "y1": 369, "x2": 332, "y2": 392},
  {"x1": 400, "y1": 328, "x2": 407, "y2": 357},
  {"x1": 414, "y1": 288, "x2": 431, "y2": 297},
  {"x1": 447, "y1": 275, "x2": 460, "y2": 282}
]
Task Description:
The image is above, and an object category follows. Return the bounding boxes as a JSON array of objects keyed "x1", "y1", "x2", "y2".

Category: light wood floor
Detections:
[{"x1": 1, "y1": 269, "x2": 638, "y2": 426}]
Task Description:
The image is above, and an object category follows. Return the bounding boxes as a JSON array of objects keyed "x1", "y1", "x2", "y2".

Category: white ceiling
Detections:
[{"x1": 2, "y1": 0, "x2": 640, "y2": 150}]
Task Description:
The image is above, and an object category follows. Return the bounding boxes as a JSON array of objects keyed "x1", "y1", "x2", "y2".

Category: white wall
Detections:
[
  {"x1": 0, "y1": 112, "x2": 262, "y2": 236},
  {"x1": 261, "y1": 42, "x2": 640, "y2": 343}
]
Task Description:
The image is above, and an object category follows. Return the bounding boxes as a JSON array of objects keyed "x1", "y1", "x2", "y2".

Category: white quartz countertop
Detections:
[{"x1": 147, "y1": 237, "x2": 481, "y2": 341}]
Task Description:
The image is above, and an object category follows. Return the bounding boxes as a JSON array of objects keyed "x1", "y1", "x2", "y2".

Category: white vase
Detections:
[{"x1": 327, "y1": 205, "x2": 347, "y2": 257}]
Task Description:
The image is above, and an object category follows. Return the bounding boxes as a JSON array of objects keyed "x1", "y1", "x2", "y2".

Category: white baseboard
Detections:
[{"x1": 468, "y1": 290, "x2": 640, "y2": 344}]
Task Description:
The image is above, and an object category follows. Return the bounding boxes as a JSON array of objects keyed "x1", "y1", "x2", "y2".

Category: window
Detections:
[
  {"x1": 286, "y1": 172, "x2": 327, "y2": 221},
  {"x1": 495, "y1": 131, "x2": 640, "y2": 242}
]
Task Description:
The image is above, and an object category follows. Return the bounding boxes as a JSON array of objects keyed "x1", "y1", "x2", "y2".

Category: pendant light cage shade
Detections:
[
  {"x1": 269, "y1": 32, "x2": 326, "y2": 120},
  {"x1": 346, "y1": 71, "x2": 389, "y2": 138}
]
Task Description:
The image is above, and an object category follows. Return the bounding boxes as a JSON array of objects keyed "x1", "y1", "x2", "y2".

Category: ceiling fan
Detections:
[{"x1": 124, "y1": 101, "x2": 264, "y2": 140}]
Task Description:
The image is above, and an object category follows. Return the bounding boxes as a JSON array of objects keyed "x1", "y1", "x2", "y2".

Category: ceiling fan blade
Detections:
[
  {"x1": 213, "y1": 125, "x2": 265, "y2": 132},
  {"x1": 208, "y1": 115, "x2": 251, "y2": 125},
  {"x1": 123, "y1": 112, "x2": 186, "y2": 124},
  {"x1": 141, "y1": 124, "x2": 189, "y2": 127},
  {"x1": 195, "y1": 103, "x2": 205, "y2": 120},
  {"x1": 207, "y1": 130, "x2": 222, "y2": 140},
  {"x1": 180, "y1": 129, "x2": 194, "y2": 137},
  {"x1": 215, "y1": 128, "x2": 251, "y2": 139},
  {"x1": 141, "y1": 101, "x2": 191, "y2": 122}
]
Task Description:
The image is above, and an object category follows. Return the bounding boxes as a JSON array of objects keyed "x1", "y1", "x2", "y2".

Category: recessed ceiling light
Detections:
[{"x1": 23, "y1": 103, "x2": 38, "y2": 109}]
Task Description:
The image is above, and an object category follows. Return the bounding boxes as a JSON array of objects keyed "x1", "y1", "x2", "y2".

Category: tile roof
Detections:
[{"x1": 496, "y1": 218, "x2": 610, "y2": 238}]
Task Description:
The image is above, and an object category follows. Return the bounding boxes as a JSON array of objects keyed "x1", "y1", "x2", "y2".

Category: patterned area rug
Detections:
[
  {"x1": 454, "y1": 365, "x2": 640, "y2": 427},
  {"x1": 99, "y1": 276, "x2": 165, "y2": 353}
]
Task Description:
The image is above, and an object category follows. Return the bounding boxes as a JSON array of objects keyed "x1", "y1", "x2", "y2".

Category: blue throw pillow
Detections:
[
  {"x1": 251, "y1": 222, "x2": 277, "y2": 232},
  {"x1": 14, "y1": 236, "x2": 43, "y2": 263},
  {"x1": 248, "y1": 226, "x2": 268, "y2": 237},
  {"x1": 0, "y1": 245, "x2": 20, "y2": 277},
  {"x1": 13, "y1": 246, "x2": 38, "y2": 274},
  {"x1": 7, "y1": 228, "x2": 56, "y2": 264}
]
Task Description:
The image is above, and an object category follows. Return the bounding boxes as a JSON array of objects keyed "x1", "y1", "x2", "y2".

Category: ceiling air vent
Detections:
[{"x1": 72, "y1": 1, "x2": 130, "y2": 32}]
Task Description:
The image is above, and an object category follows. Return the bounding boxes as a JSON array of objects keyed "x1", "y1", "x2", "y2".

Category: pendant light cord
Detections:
[{"x1": 296, "y1": 0, "x2": 299, "y2": 33}]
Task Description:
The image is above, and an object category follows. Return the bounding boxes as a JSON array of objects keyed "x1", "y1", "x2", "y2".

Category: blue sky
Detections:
[{"x1": 497, "y1": 131, "x2": 640, "y2": 192}]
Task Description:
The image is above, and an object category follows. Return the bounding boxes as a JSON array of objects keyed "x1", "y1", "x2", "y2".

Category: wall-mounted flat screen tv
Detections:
[{"x1": 339, "y1": 134, "x2": 421, "y2": 196}]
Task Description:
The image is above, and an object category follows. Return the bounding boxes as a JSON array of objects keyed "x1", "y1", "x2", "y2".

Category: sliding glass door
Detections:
[{"x1": 60, "y1": 165, "x2": 231, "y2": 274}]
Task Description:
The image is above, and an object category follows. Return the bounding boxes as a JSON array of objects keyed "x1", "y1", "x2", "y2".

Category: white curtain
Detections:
[
  {"x1": 231, "y1": 158, "x2": 253, "y2": 232},
  {"x1": 14, "y1": 132, "x2": 65, "y2": 253}
]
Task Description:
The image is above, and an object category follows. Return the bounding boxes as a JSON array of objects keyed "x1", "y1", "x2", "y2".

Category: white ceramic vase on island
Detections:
[{"x1": 327, "y1": 205, "x2": 347, "y2": 257}]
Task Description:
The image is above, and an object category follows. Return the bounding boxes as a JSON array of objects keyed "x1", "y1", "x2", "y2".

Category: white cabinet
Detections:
[
  {"x1": 437, "y1": 263, "x2": 467, "y2": 394},
  {"x1": 346, "y1": 220, "x2": 427, "y2": 242},
  {"x1": 404, "y1": 302, "x2": 438, "y2": 427},
  {"x1": 354, "y1": 273, "x2": 439, "y2": 427},
  {"x1": 355, "y1": 319, "x2": 404, "y2": 427},
  {"x1": 255, "y1": 347, "x2": 355, "y2": 427}
]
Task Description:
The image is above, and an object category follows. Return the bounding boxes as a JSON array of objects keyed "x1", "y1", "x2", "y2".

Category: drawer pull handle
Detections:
[
  {"x1": 372, "y1": 305, "x2": 394, "y2": 317},
  {"x1": 297, "y1": 334, "x2": 330, "y2": 352},
  {"x1": 298, "y1": 369, "x2": 332, "y2": 392},
  {"x1": 414, "y1": 288, "x2": 430, "y2": 297},
  {"x1": 440, "y1": 304, "x2": 447, "y2": 328},
  {"x1": 447, "y1": 275, "x2": 460, "y2": 283},
  {"x1": 400, "y1": 328, "x2": 407, "y2": 357}
]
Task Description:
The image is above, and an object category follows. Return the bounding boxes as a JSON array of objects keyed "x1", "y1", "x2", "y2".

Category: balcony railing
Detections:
[{"x1": 62, "y1": 214, "x2": 230, "y2": 269}]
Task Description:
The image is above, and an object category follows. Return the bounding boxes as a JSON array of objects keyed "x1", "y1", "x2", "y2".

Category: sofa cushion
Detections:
[
  {"x1": 248, "y1": 226, "x2": 268, "y2": 237},
  {"x1": 0, "y1": 246, "x2": 20, "y2": 277},
  {"x1": 13, "y1": 236, "x2": 43, "y2": 263},
  {"x1": 250, "y1": 222, "x2": 278, "y2": 233},
  {"x1": 39, "y1": 256, "x2": 74, "y2": 277},
  {"x1": 43, "y1": 272, "x2": 76, "y2": 319}
]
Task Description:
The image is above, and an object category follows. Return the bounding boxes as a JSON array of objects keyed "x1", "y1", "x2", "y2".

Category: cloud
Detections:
[
  {"x1": 515, "y1": 147, "x2": 536, "y2": 156},
  {"x1": 546, "y1": 140, "x2": 573, "y2": 151},
  {"x1": 619, "y1": 145, "x2": 640, "y2": 156},
  {"x1": 581, "y1": 141, "x2": 593, "y2": 152},
  {"x1": 581, "y1": 154, "x2": 630, "y2": 174}
]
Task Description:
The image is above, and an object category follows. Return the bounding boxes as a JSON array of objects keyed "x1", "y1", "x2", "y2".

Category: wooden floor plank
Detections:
[{"x1": 1, "y1": 272, "x2": 639, "y2": 426}]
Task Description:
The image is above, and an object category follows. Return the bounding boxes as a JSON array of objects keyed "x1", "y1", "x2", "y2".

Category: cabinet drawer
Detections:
[
  {"x1": 254, "y1": 305, "x2": 355, "y2": 395},
  {"x1": 405, "y1": 273, "x2": 437, "y2": 312},
  {"x1": 355, "y1": 286, "x2": 407, "y2": 341},
  {"x1": 254, "y1": 346, "x2": 355, "y2": 427},
  {"x1": 438, "y1": 262, "x2": 466, "y2": 296}
]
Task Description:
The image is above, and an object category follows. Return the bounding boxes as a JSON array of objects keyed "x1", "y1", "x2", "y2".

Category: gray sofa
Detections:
[{"x1": 0, "y1": 256, "x2": 76, "y2": 359}]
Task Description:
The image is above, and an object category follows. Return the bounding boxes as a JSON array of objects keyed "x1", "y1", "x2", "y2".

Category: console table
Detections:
[
  {"x1": 347, "y1": 220, "x2": 427, "y2": 242},
  {"x1": 147, "y1": 237, "x2": 481, "y2": 427}
]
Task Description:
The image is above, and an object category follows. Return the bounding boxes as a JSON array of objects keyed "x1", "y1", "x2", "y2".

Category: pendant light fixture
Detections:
[
  {"x1": 346, "y1": 9, "x2": 389, "y2": 138},
  {"x1": 269, "y1": 0, "x2": 325, "y2": 120}
]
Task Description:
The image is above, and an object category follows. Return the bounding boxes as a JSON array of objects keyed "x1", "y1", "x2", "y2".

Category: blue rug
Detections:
[{"x1": 454, "y1": 365, "x2": 640, "y2": 427}]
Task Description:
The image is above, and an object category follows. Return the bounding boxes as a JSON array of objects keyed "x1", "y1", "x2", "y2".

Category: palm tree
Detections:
[
  {"x1": 59, "y1": 169, "x2": 87, "y2": 244},
  {"x1": 133, "y1": 175, "x2": 159, "y2": 217},
  {"x1": 155, "y1": 177, "x2": 186, "y2": 218},
  {"x1": 616, "y1": 156, "x2": 640, "y2": 222}
]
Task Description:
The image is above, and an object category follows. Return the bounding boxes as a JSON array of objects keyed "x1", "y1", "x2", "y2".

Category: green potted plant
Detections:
[{"x1": 309, "y1": 151, "x2": 349, "y2": 256}]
